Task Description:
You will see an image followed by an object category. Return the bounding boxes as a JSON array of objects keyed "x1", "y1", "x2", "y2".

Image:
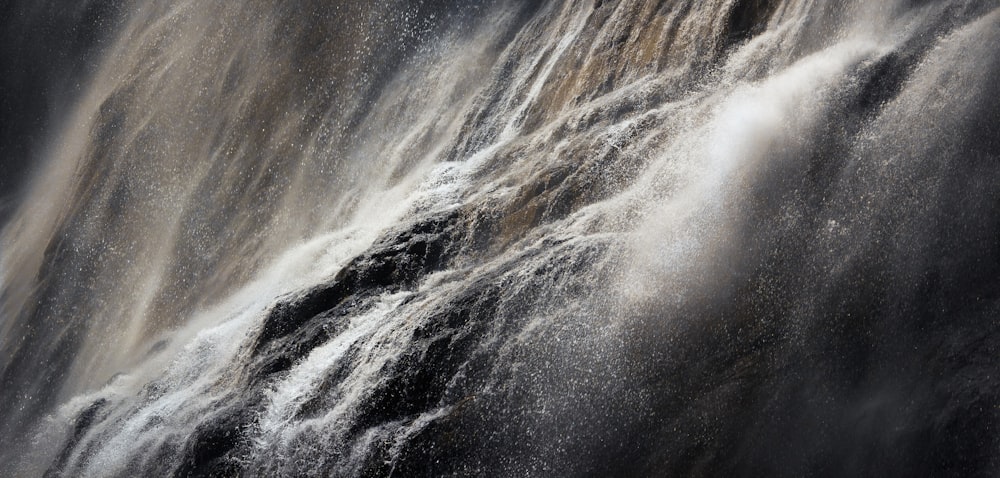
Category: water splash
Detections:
[{"x1": 2, "y1": 0, "x2": 999, "y2": 476}]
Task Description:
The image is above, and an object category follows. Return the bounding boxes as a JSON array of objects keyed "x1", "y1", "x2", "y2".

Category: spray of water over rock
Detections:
[{"x1": 1, "y1": 0, "x2": 999, "y2": 476}]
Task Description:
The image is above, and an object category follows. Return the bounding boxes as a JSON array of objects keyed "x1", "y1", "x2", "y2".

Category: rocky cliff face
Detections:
[{"x1": 3, "y1": 0, "x2": 1000, "y2": 476}]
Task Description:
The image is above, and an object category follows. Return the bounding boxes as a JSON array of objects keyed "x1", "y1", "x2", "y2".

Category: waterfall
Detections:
[{"x1": 1, "y1": 0, "x2": 999, "y2": 476}]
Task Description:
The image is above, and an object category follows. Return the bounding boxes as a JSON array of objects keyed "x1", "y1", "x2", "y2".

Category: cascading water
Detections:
[{"x1": 1, "y1": 0, "x2": 999, "y2": 476}]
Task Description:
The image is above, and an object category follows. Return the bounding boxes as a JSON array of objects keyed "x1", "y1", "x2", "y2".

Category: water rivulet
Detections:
[{"x1": 2, "y1": 0, "x2": 999, "y2": 476}]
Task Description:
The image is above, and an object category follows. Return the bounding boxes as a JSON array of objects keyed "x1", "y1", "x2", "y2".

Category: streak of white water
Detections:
[
  {"x1": 499, "y1": 4, "x2": 590, "y2": 139},
  {"x1": 257, "y1": 292, "x2": 413, "y2": 445}
]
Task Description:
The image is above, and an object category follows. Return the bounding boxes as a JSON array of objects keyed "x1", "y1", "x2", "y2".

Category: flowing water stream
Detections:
[{"x1": 1, "y1": 0, "x2": 999, "y2": 476}]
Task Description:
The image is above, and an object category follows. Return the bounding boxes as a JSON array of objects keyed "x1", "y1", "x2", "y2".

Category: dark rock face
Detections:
[
  {"x1": 45, "y1": 399, "x2": 109, "y2": 478},
  {"x1": 725, "y1": 0, "x2": 778, "y2": 48},
  {"x1": 172, "y1": 402, "x2": 256, "y2": 478}
]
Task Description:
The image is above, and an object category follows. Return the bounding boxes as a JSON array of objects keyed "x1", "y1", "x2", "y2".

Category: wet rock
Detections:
[
  {"x1": 45, "y1": 398, "x2": 109, "y2": 478},
  {"x1": 173, "y1": 402, "x2": 256, "y2": 478},
  {"x1": 254, "y1": 210, "x2": 464, "y2": 355},
  {"x1": 724, "y1": 0, "x2": 778, "y2": 49}
]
